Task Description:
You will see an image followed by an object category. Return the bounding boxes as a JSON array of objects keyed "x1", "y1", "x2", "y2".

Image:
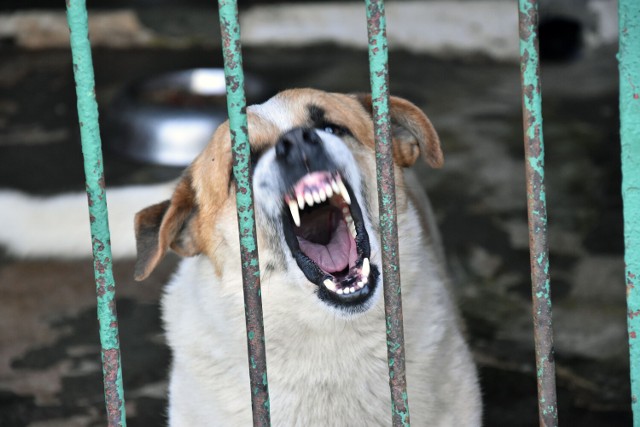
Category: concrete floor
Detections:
[{"x1": 0, "y1": 44, "x2": 631, "y2": 426}]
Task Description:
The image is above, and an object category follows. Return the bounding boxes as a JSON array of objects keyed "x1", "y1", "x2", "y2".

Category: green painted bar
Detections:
[
  {"x1": 65, "y1": 1, "x2": 126, "y2": 426},
  {"x1": 517, "y1": 1, "x2": 558, "y2": 426},
  {"x1": 364, "y1": 1, "x2": 411, "y2": 425},
  {"x1": 217, "y1": 1, "x2": 271, "y2": 425},
  {"x1": 619, "y1": 1, "x2": 640, "y2": 424}
]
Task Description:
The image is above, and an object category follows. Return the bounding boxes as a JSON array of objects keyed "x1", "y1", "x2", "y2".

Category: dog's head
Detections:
[{"x1": 134, "y1": 88, "x2": 442, "y2": 316}]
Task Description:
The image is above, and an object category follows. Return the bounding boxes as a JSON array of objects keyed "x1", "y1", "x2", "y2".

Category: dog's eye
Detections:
[{"x1": 321, "y1": 123, "x2": 346, "y2": 136}]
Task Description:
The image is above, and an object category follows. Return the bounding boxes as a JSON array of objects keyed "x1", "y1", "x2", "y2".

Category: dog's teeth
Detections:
[
  {"x1": 337, "y1": 180, "x2": 351, "y2": 205},
  {"x1": 288, "y1": 200, "x2": 300, "y2": 227},
  {"x1": 318, "y1": 188, "x2": 327, "y2": 201},
  {"x1": 357, "y1": 281, "x2": 364, "y2": 289},
  {"x1": 312, "y1": 191, "x2": 321, "y2": 204},
  {"x1": 362, "y1": 258, "x2": 370, "y2": 278},
  {"x1": 323, "y1": 279, "x2": 336, "y2": 291},
  {"x1": 344, "y1": 287, "x2": 351, "y2": 294},
  {"x1": 349, "y1": 223, "x2": 356, "y2": 238},
  {"x1": 349, "y1": 286, "x2": 356, "y2": 293},
  {"x1": 337, "y1": 288, "x2": 344, "y2": 295},
  {"x1": 304, "y1": 192, "x2": 314, "y2": 207},
  {"x1": 331, "y1": 179, "x2": 340, "y2": 194},
  {"x1": 325, "y1": 184, "x2": 333, "y2": 198},
  {"x1": 342, "y1": 206, "x2": 350, "y2": 215},
  {"x1": 297, "y1": 193, "x2": 305, "y2": 210},
  {"x1": 362, "y1": 276, "x2": 368, "y2": 284}
]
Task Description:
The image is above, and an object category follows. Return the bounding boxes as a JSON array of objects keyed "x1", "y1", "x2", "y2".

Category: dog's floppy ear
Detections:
[
  {"x1": 354, "y1": 94, "x2": 443, "y2": 168},
  {"x1": 134, "y1": 172, "x2": 201, "y2": 281}
]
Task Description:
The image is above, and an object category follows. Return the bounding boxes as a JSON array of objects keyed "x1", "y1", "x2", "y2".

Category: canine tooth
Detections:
[
  {"x1": 288, "y1": 200, "x2": 300, "y2": 227},
  {"x1": 362, "y1": 258, "x2": 370, "y2": 278},
  {"x1": 324, "y1": 279, "x2": 336, "y2": 291},
  {"x1": 337, "y1": 289, "x2": 344, "y2": 295},
  {"x1": 318, "y1": 188, "x2": 327, "y2": 201},
  {"x1": 325, "y1": 184, "x2": 333, "y2": 198},
  {"x1": 312, "y1": 191, "x2": 321, "y2": 204},
  {"x1": 337, "y1": 180, "x2": 351, "y2": 205},
  {"x1": 297, "y1": 193, "x2": 305, "y2": 210},
  {"x1": 331, "y1": 179, "x2": 340, "y2": 194},
  {"x1": 304, "y1": 192, "x2": 314, "y2": 207}
]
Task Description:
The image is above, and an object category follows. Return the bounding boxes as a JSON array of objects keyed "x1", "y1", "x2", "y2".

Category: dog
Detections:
[{"x1": 0, "y1": 88, "x2": 481, "y2": 426}]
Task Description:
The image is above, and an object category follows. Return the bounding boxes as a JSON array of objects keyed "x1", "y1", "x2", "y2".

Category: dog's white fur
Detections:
[{"x1": 0, "y1": 89, "x2": 481, "y2": 426}]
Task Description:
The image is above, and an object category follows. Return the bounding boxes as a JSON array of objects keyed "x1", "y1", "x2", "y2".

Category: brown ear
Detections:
[
  {"x1": 354, "y1": 94, "x2": 443, "y2": 168},
  {"x1": 134, "y1": 173, "x2": 201, "y2": 281}
]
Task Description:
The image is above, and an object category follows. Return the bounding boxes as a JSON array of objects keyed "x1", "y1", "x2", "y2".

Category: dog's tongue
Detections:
[{"x1": 298, "y1": 221, "x2": 356, "y2": 273}]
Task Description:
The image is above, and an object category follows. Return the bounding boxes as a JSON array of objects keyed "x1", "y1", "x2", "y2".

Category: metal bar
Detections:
[
  {"x1": 619, "y1": 1, "x2": 640, "y2": 424},
  {"x1": 517, "y1": 1, "x2": 558, "y2": 426},
  {"x1": 65, "y1": 1, "x2": 126, "y2": 426},
  {"x1": 217, "y1": 1, "x2": 271, "y2": 425},
  {"x1": 364, "y1": 1, "x2": 411, "y2": 425}
]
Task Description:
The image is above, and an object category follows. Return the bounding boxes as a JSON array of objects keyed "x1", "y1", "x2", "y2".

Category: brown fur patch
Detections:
[
  {"x1": 352, "y1": 93, "x2": 443, "y2": 168},
  {"x1": 134, "y1": 172, "x2": 200, "y2": 281},
  {"x1": 134, "y1": 200, "x2": 170, "y2": 281}
]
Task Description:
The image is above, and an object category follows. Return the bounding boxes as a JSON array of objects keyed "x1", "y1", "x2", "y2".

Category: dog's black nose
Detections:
[
  {"x1": 275, "y1": 127, "x2": 337, "y2": 186},
  {"x1": 275, "y1": 127, "x2": 322, "y2": 163}
]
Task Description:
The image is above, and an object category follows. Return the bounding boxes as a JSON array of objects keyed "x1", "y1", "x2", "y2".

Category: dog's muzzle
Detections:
[{"x1": 277, "y1": 127, "x2": 379, "y2": 310}]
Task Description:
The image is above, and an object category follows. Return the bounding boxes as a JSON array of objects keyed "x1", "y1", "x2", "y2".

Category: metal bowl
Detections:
[{"x1": 103, "y1": 68, "x2": 270, "y2": 166}]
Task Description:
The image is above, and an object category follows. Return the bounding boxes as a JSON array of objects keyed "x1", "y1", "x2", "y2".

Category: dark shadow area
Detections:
[{"x1": 539, "y1": 16, "x2": 583, "y2": 62}]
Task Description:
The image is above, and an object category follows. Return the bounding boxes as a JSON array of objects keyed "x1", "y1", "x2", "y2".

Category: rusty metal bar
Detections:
[
  {"x1": 217, "y1": 1, "x2": 271, "y2": 425},
  {"x1": 517, "y1": 1, "x2": 558, "y2": 426},
  {"x1": 619, "y1": 0, "x2": 640, "y2": 424},
  {"x1": 364, "y1": 1, "x2": 411, "y2": 425},
  {"x1": 65, "y1": 1, "x2": 126, "y2": 426}
]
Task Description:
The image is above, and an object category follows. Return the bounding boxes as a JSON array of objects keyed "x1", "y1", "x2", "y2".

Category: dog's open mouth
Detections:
[{"x1": 282, "y1": 171, "x2": 378, "y2": 307}]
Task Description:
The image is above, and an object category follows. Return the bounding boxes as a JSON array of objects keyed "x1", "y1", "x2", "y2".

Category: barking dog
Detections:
[
  {"x1": 132, "y1": 89, "x2": 481, "y2": 426},
  {"x1": 0, "y1": 88, "x2": 481, "y2": 425}
]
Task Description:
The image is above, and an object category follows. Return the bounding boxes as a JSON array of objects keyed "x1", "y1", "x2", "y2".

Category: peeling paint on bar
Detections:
[
  {"x1": 365, "y1": 1, "x2": 410, "y2": 425},
  {"x1": 619, "y1": 1, "x2": 640, "y2": 424},
  {"x1": 518, "y1": 1, "x2": 558, "y2": 426},
  {"x1": 65, "y1": 1, "x2": 126, "y2": 425},
  {"x1": 218, "y1": 1, "x2": 271, "y2": 425}
]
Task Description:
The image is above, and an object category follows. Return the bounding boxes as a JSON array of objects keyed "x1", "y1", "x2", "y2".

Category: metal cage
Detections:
[{"x1": 64, "y1": 0, "x2": 640, "y2": 426}]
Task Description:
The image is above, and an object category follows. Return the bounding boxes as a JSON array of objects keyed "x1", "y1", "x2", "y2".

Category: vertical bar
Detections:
[
  {"x1": 619, "y1": 1, "x2": 640, "y2": 424},
  {"x1": 364, "y1": 1, "x2": 410, "y2": 425},
  {"x1": 218, "y1": 1, "x2": 271, "y2": 425},
  {"x1": 518, "y1": 1, "x2": 558, "y2": 426},
  {"x1": 65, "y1": 1, "x2": 126, "y2": 426}
]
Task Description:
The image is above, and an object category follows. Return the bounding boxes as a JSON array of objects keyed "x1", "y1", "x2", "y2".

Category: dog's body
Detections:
[{"x1": 1, "y1": 89, "x2": 481, "y2": 426}]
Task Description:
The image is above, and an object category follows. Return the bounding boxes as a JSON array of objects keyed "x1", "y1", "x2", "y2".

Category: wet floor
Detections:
[{"x1": 0, "y1": 44, "x2": 631, "y2": 425}]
